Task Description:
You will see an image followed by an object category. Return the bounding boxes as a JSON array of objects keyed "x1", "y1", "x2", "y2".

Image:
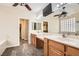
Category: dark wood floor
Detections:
[{"x1": 2, "y1": 39, "x2": 43, "y2": 56}]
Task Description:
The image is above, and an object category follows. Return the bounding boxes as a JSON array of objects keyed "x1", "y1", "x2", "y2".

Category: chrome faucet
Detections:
[{"x1": 62, "y1": 33, "x2": 67, "y2": 38}]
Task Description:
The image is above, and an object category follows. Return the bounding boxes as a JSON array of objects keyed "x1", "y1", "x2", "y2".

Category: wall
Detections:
[
  {"x1": 41, "y1": 14, "x2": 59, "y2": 33},
  {"x1": 0, "y1": 40, "x2": 7, "y2": 55},
  {"x1": 0, "y1": 4, "x2": 36, "y2": 48},
  {"x1": 0, "y1": 6, "x2": 19, "y2": 47},
  {"x1": 28, "y1": 13, "x2": 60, "y2": 44}
]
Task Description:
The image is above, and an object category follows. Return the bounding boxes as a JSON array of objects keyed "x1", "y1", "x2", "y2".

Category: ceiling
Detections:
[
  {"x1": 0, "y1": 3, "x2": 79, "y2": 17},
  {"x1": 51, "y1": 3, "x2": 79, "y2": 17},
  {"x1": 0, "y1": 3, "x2": 48, "y2": 13}
]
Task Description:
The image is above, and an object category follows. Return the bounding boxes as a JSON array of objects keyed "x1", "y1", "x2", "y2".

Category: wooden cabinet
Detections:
[
  {"x1": 36, "y1": 37, "x2": 44, "y2": 49},
  {"x1": 44, "y1": 38, "x2": 79, "y2": 56},
  {"x1": 48, "y1": 40, "x2": 64, "y2": 56},
  {"x1": 31, "y1": 34, "x2": 44, "y2": 49},
  {"x1": 49, "y1": 40, "x2": 64, "y2": 52},
  {"x1": 44, "y1": 38, "x2": 49, "y2": 56},
  {"x1": 66, "y1": 46, "x2": 79, "y2": 56},
  {"x1": 31, "y1": 34, "x2": 37, "y2": 47},
  {"x1": 31, "y1": 34, "x2": 79, "y2": 56},
  {"x1": 44, "y1": 38, "x2": 65, "y2": 56},
  {"x1": 49, "y1": 47, "x2": 64, "y2": 56}
]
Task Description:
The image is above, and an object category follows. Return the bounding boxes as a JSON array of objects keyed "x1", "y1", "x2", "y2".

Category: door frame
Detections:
[{"x1": 19, "y1": 18, "x2": 29, "y2": 43}]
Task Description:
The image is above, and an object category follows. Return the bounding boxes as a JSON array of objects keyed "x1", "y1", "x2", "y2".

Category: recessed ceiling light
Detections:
[
  {"x1": 60, "y1": 3, "x2": 63, "y2": 5},
  {"x1": 56, "y1": 4, "x2": 60, "y2": 7}
]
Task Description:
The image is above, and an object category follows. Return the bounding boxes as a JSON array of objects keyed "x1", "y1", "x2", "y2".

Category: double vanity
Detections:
[{"x1": 31, "y1": 33, "x2": 79, "y2": 56}]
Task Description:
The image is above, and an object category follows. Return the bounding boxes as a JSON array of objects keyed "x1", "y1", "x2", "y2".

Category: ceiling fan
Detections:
[
  {"x1": 12, "y1": 3, "x2": 32, "y2": 11},
  {"x1": 54, "y1": 7, "x2": 67, "y2": 18}
]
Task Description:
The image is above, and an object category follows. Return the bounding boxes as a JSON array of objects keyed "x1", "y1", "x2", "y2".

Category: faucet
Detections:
[
  {"x1": 62, "y1": 33, "x2": 67, "y2": 38},
  {"x1": 37, "y1": 30, "x2": 40, "y2": 33}
]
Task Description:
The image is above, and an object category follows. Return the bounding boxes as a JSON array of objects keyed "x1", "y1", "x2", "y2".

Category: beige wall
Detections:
[
  {"x1": 62, "y1": 11, "x2": 79, "y2": 20},
  {"x1": 30, "y1": 13, "x2": 59, "y2": 34},
  {"x1": 41, "y1": 14, "x2": 59, "y2": 33},
  {"x1": 0, "y1": 4, "x2": 36, "y2": 48},
  {"x1": 0, "y1": 7, "x2": 19, "y2": 47}
]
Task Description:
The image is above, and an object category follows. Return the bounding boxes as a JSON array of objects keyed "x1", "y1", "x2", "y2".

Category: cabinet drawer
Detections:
[
  {"x1": 66, "y1": 46, "x2": 79, "y2": 56},
  {"x1": 49, "y1": 40, "x2": 64, "y2": 52},
  {"x1": 49, "y1": 47, "x2": 64, "y2": 56},
  {"x1": 31, "y1": 34, "x2": 36, "y2": 47}
]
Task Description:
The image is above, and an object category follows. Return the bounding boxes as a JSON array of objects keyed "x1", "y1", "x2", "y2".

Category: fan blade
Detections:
[
  {"x1": 61, "y1": 11, "x2": 67, "y2": 15},
  {"x1": 13, "y1": 3, "x2": 19, "y2": 7},
  {"x1": 54, "y1": 14, "x2": 62, "y2": 18},
  {"x1": 54, "y1": 14, "x2": 60, "y2": 17},
  {"x1": 25, "y1": 4, "x2": 32, "y2": 11}
]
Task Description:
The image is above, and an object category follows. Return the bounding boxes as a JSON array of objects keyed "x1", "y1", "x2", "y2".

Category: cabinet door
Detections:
[
  {"x1": 49, "y1": 40, "x2": 64, "y2": 52},
  {"x1": 31, "y1": 34, "x2": 34, "y2": 45},
  {"x1": 49, "y1": 47, "x2": 64, "y2": 56},
  {"x1": 31, "y1": 34, "x2": 36, "y2": 47},
  {"x1": 36, "y1": 37, "x2": 44, "y2": 49},
  {"x1": 48, "y1": 40, "x2": 64, "y2": 56},
  {"x1": 66, "y1": 46, "x2": 79, "y2": 56}
]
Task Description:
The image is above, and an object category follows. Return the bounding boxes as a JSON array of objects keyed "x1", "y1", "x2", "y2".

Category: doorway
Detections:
[
  {"x1": 43, "y1": 21, "x2": 48, "y2": 32},
  {"x1": 19, "y1": 19, "x2": 29, "y2": 44}
]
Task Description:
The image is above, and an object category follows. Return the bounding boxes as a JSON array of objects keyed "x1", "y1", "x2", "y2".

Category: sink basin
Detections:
[{"x1": 60, "y1": 38, "x2": 79, "y2": 43}]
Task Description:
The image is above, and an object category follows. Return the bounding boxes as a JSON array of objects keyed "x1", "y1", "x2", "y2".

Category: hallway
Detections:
[{"x1": 2, "y1": 40, "x2": 43, "y2": 56}]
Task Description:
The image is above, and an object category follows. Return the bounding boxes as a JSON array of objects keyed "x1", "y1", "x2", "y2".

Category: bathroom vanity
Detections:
[
  {"x1": 31, "y1": 33, "x2": 79, "y2": 56},
  {"x1": 31, "y1": 33, "x2": 44, "y2": 49},
  {"x1": 44, "y1": 36, "x2": 79, "y2": 56}
]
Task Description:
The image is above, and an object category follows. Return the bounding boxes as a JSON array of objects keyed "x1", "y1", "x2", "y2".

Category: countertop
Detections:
[
  {"x1": 45, "y1": 35, "x2": 79, "y2": 49},
  {"x1": 31, "y1": 32, "x2": 53, "y2": 40},
  {"x1": 32, "y1": 32, "x2": 79, "y2": 49}
]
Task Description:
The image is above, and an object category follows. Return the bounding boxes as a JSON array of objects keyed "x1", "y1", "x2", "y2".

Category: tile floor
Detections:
[{"x1": 2, "y1": 39, "x2": 43, "y2": 56}]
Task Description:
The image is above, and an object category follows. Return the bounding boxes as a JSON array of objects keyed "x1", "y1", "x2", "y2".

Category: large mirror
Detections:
[{"x1": 32, "y1": 22, "x2": 41, "y2": 30}]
